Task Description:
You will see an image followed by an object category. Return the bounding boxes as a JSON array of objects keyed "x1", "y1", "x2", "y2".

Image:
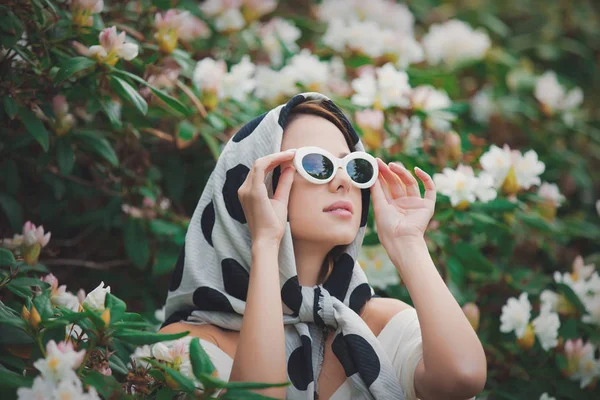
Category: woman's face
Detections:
[{"x1": 280, "y1": 114, "x2": 363, "y2": 247}]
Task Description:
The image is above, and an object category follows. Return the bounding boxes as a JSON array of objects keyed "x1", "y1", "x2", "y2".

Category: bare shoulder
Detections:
[{"x1": 361, "y1": 297, "x2": 415, "y2": 336}]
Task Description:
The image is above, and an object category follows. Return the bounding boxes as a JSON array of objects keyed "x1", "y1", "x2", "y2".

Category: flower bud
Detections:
[
  {"x1": 462, "y1": 302, "x2": 480, "y2": 331},
  {"x1": 23, "y1": 243, "x2": 41, "y2": 266},
  {"x1": 21, "y1": 305, "x2": 31, "y2": 321},
  {"x1": 445, "y1": 131, "x2": 462, "y2": 162},
  {"x1": 516, "y1": 323, "x2": 535, "y2": 350},
  {"x1": 29, "y1": 305, "x2": 41, "y2": 330},
  {"x1": 101, "y1": 308, "x2": 111, "y2": 326}
]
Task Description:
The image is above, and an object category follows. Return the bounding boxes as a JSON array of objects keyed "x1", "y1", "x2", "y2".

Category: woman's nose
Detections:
[{"x1": 329, "y1": 166, "x2": 352, "y2": 192}]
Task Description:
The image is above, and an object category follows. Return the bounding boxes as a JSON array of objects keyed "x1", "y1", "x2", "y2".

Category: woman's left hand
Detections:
[{"x1": 370, "y1": 158, "x2": 436, "y2": 248}]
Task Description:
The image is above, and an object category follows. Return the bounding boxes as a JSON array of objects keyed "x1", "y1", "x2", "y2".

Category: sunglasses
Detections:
[{"x1": 292, "y1": 146, "x2": 379, "y2": 189}]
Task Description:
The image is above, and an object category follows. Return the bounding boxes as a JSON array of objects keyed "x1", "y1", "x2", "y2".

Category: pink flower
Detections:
[
  {"x1": 71, "y1": 0, "x2": 103, "y2": 27},
  {"x1": 355, "y1": 109, "x2": 384, "y2": 131},
  {"x1": 23, "y1": 221, "x2": 51, "y2": 247},
  {"x1": 88, "y1": 26, "x2": 138, "y2": 66}
]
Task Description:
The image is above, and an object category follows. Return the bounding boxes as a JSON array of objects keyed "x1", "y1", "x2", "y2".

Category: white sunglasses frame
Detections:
[{"x1": 292, "y1": 146, "x2": 379, "y2": 189}]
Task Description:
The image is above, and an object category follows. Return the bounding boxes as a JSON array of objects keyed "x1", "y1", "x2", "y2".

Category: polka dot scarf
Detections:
[{"x1": 163, "y1": 92, "x2": 406, "y2": 399}]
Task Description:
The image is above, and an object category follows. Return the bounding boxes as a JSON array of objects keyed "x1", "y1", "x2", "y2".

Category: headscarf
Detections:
[{"x1": 163, "y1": 92, "x2": 406, "y2": 399}]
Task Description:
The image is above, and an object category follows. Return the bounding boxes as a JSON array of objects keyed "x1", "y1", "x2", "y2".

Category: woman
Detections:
[{"x1": 159, "y1": 92, "x2": 486, "y2": 399}]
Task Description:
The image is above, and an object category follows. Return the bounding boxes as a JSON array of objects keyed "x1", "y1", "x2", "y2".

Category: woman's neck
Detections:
[{"x1": 293, "y1": 239, "x2": 331, "y2": 287}]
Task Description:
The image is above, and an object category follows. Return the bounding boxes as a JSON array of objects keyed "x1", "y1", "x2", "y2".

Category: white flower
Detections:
[
  {"x1": 199, "y1": 0, "x2": 242, "y2": 16},
  {"x1": 192, "y1": 57, "x2": 227, "y2": 92},
  {"x1": 351, "y1": 63, "x2": 411, "y2": 109},
  {"x1": 422, "y1": 19, "x2": 491, "y2": 66},
  {"x1": 33, "y1": 341, "x2": 85, "y2": 382},
  {"x1": 410, "y1": 85, "x2": 455, "y2": 131},
  {"x1": 513, "y1": 150, "x2": 546, "y2": 190},
  {"x1": 258, "y1": 18, "x2": 300, "y2": 66},
  {"x1": 539, "y1": 393, "x2": 556, "y2": 400},
  {"x1": 433, "y1": 165, "x2": 496, "y2": 208},
  {"x1": 540, "y1": 289, "x2": 559, "y2": 312},
  {"x1": 499, "y1": 292, "x2": 532, "y2": 338},
  {"x1": 534, "y1": 71, "x2": 583, "y2": 116},
  {"x1": 129, "y1": 344, "x2": 153, "y2": 369},
  {"x1": 355, "y1": 109, "x2": 384, "y2": 131},
  {"x1": 43, "y1": 274, "x2": 81, "y2": 312},
  {"x1": 572, "y1": 345, "x2": 600, "y2": 389},
  {"x1": 287, "y1": 49, "x2": 330, "y2": 92},
  {"x1": 479, "y1": 144, "x2": 545, "y2": 191},
  {"x1": 537, "y1": 182, "x2": 565, "y2": 207},
  {"x1": 470, "y1": 87, "x2": 495, "y2": 124},
  {"x1": 220, "y1": 55, "x2": 256, "y2": 101},
  {"x1": 17, "y1": 375, "x2": 55, "y2": 400},
  {"x1": 55, "y1": 375, "x2": 100, "y2": 400},
  {"x1": 581, "y1": 296, "x2": 600, "y2": 326},
  {"x1": 215, "y1": 8, "x2": 246, "y2": 32},
  {"x1": 532, "y1": 305, "x2": 560, "y2": 351},
  {"x1": 254, "y1": 65, "x2": 298, "y2": 103},
  {"x1": 71, "y1": 0, "x2": 103, "y2": 27},
  {"x1": 357, "y1": 244, "x2": 400, "y2": 289},
  {"x1": 155, "y1": 305, "x2": 166, "y2": 323},
  {"x1": 83, "y1": 281, "x2": 111, "y2": 312},
  {"x1": 88, "y1": 26, "x2": 138, "y2": 65}
]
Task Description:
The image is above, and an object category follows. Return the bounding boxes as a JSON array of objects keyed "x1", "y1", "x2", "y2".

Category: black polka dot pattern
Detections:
[
  {"x1": 349, "y1": 283, "x2": 372, "y2": 315},
  {"x1": 222, "y1": 164, "x2": 250, "y2": 224},
  {"x1": 232, "y1": 112, "x2": 268, "y2": 142},
  {"x1": 323, "y1": 253, "x2": 354, "y2": 301},
  {"x1": 168, "y1": 244, "x2": 185, "y2": 292},
  {"x1": 332, "y1": 333, "x2": 380, "y2": 387},
  {"x1": 160, "y1": 307, "x2": 195, "y2": 330},
  {"x1": 201, "y1": 201, "x2": 215, "y2": 247},
  {"x1": 278, "y1": 94, "x2": 307, "y2": 128},
  {"x1": 287, "y1": 335, "x2": 313, "y2": 390},
  {"x1": 193, "y1": 287, "x2": 235, "y2": 313},
  {"x1": 281, "y1": 276, "x2": 302, "y2": 316},
  {"x1": 221, "y1": 258, "x2": 249, "y2": 301}
]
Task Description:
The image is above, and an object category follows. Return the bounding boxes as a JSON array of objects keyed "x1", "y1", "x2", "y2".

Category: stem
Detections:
[{"x1": 36, "y1": 334, "x2": 46, "y2": 358}]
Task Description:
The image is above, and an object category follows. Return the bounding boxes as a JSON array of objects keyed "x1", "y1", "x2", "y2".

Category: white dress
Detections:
[{"x1": 191, "y1": 308, "x2": 476, "y2": 399}]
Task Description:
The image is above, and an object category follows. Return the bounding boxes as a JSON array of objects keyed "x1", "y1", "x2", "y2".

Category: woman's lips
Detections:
[{"x1": 324, "y1": 209, "x2": 353, "y2": 218}]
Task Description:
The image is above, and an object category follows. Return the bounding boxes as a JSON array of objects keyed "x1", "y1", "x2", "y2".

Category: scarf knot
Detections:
[{"x1": 299, "y1": 285, "x2": 338, "y2": 331}]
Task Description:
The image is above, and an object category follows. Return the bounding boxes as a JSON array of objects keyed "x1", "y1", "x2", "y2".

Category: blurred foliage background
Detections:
[{"x1": 1, "y1": 0, "x2": 600, "y2": 398}]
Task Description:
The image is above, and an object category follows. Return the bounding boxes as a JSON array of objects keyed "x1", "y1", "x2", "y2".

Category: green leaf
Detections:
[
  {"x1": 73, "y1": 131, "x2": 119, "y2": 166},
  {"x1": 198, "y1": 373, "x2": 289, "y2": 391},
  {"x1": 199, "y1": 128, "x2": 222, "y2": 161},
  {"x1": 153, "y1": 248, "x2": 179, "y2": 276},
  {"x1": 189, "y1": 337, "x2": 215, "y2": 380},
  {"x1": 55, "y1": 137, "x2": 75, "y2": 175},
  {"x1": 155, "y1": 387, "x2": 177, "y2": 400},
  {"x1": 105, "y1": 293, "x2": 126, "y2": 323},
  {"x1": 114, "y1": 329, "x2": 190, "y2": 345},
  {"x1": 18, "y1": 107, "x2": 49, "y2": 151},
  {"x1": 471, "y1": 199, "x2": 519, "y2": 212},
  {"x1": 0, "y1": 193, "x2": 23, "y2": 232},
  {"x1": 124, "y1": 218, "x2": 150, "y2": 269},
  {"x1": 110, "y1": 76, "x2": 148, "y2": 115},
  {"x1": 0, "y1": 248, "x2": 16, "y2": 267},
  {"x1": 54, "y1": 57, "x2": 96, "y2": 84},
  {"x1": 0, "y1": 302, "x2": 27, "y2": 330},
  {"x1": 144, "y1": 358, "x2": 197, "y2": 393},
  {"x1": 32, "y1": 289, "x2": 54, "y2": 320},
  {"x1": 178, "y1": 120, "x2": 196, "y2": 141},
  {"x1": 108, "y1": 353, "x2": 129, "y2": 375},
  {"x1": 109, "y1": 67, "x2": 189, "y2": 115},
  {"x1": 450, "y1": 242, "x2": 494, "y2": 274},
  {"x1": 2, "y1": 96, "x2": 17, "y2": 119},
  {"x1": 83, "y1": 304, "x2": 107, "y2": 329},
  {"x1": 83, "y1": 371, "x2": 122, "y2": 399},
  {"x1": 0, "y1": 365, "x2": 34, "y2": 390},
  {"x1": 446, "y1": 256, "x2": 465, "y2": 286},
  {"x1": 7, "y1": 277, "x2": 48, "y2": 288}
]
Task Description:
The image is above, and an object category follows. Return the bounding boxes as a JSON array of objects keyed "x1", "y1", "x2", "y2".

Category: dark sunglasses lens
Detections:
[
  {"x1": 302, "y1": 153, "x2": 334, "y2": 180},
  {"x1": 347, "y1": 158, "x2": 374, "y2": 184}
]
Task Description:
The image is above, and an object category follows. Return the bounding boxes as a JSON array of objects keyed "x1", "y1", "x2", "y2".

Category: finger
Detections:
[
  {"x1": 252, "y1": 149, "x2": 297, "y2": 187},
  {"x1": 414, "y1": 167, "x2": 437, "y2": 202},
  {"x1": 389, "y1": 163, "x2": 420, "y2": 197},
  {"x1": 376, "y1": 158, "x2": 406, "y2": 198},
  {"x1": 272, "y1": 166, "x2": 295, "y2": 204},
  {"x1": 370, "y1": 176, "x2": 388, "y2": 216},
  {"x1": 378, "y1": 174, "x2": 393, "y2": 203}
]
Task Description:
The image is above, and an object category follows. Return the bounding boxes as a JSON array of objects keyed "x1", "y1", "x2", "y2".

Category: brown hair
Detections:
[{"x1": 284, "y1": 99, "x2": 357, "y2": 285}]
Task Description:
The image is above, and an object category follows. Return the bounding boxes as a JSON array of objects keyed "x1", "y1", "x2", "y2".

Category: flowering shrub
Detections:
[
  {"x1": 0, "y1": 241, "x2": 286, "y2": 398},
  {"x1": 1, "y1": 0, "x2": 599, "y2": 399}
]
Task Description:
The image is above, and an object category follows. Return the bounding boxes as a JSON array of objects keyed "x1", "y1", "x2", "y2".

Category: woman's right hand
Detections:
[{"x1": 237, "y1": 149, "x2": 297, "y2": 246}]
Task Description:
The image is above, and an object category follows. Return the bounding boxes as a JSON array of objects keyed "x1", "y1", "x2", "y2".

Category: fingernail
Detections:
[{"x1": 286, "y1": 148, "x2": 297, "y2": 153}]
